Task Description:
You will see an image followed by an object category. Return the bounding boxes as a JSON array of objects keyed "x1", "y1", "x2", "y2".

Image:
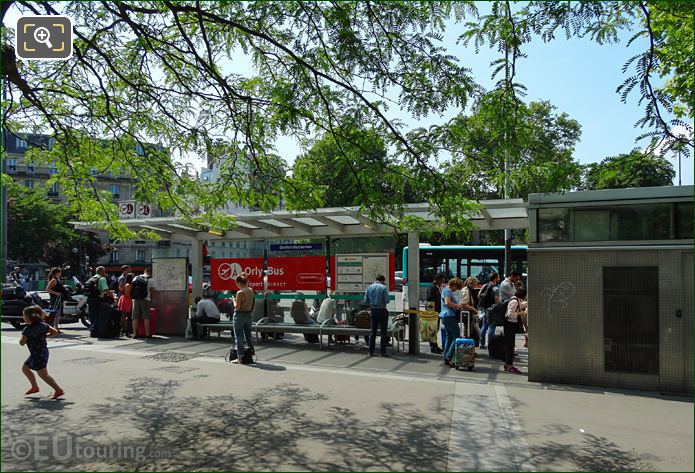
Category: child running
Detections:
[{"x1": 20, "y1": 305, "x2": 64, "y2": 399}]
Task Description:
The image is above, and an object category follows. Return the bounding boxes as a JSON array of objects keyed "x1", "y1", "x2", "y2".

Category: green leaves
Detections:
[{"x1": 581, "y1": 149, "x2": 676, "y2": 190}]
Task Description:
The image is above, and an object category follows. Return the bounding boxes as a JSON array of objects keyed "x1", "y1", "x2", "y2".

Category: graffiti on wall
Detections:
[{"x1": 540, "y1": 282, "x2": 576, "y2": 318}]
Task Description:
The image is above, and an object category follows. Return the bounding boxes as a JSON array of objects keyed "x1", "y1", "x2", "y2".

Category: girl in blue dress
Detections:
[{"x1": 20, "y1": 306, "x2": 64, "y2": 399}]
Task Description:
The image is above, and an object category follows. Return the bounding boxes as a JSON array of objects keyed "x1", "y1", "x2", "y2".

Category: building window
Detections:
[
  {"x1": 675, "y1": 202, "x2": 693, "y2": 239},
  {"x1": 7, "y1": 159, "x2": 17, "y2": 173},
  {"x1": 135, "y1": 144, "x2": 145, "y2": 156},
  {"x1": 26, "y1": 163, "x2": 35, "y2": 174},
  {"x1": 109, "y1": 184, "x2": 120, "y2": 198},
  {"x1": 90, "y1": 167, "x2": 98, "y2": 176},
  {"x1": 48, "y1": 182, "x2": 59, "y2": 196},
  {"x1": 603, "y1": 267, "x2": 659, "y2": 375},
  {"x1": 15, "y1": 136, "x2": 27, "y2": 149},
  {"x1": 538, "y1": 204, "x2": 673, "y2": 242},
  {"x1": 48, "y1": 138, "x2": 56, "y2": 150},
  {"x1": 135, "y1": 249, "x2": 145, "y2": 262},
  {"x1": 24, "y1": 180, "x2": 34, "y2": 189},
  {"x1": 48, "y1": 161, "x2": 58, "y2": 175},
  {"x1": 110, "y1": 249, "x2": 119, "y2": 264}
]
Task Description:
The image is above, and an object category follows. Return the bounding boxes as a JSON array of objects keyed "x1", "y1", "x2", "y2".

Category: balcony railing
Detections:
[{"x1": 6, "y1": 164, "x2": 132, "y2": 180}]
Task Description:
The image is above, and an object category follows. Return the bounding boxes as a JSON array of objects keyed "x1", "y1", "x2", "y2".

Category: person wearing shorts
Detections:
[{"x1": 131, "y1": 268, "x2": 155, "y2": 338}]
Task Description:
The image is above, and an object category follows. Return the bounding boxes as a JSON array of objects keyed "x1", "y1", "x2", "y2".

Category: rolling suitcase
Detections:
[{"x1": 454, "y1": 311, "x2": 476, "y2": 371}]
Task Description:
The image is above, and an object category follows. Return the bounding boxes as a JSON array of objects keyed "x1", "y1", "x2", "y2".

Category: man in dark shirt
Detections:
[{"x1": 425, "y1": 273, "x2": 446, "y2": 354}]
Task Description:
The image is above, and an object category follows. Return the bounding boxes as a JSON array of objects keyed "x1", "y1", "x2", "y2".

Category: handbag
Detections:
[{"x1": 354, "y1": 310, "x2": 371, "y2": 329}]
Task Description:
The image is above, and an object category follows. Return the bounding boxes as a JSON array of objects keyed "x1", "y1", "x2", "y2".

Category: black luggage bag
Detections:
[
  {"x1": 488, "y1": 333, "x2": 506, "y2": 361},
  {"x1": 97, "y1": 305, "x2": 121, "y2": 338}
]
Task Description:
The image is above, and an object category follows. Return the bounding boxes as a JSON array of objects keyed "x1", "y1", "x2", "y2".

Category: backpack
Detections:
[
  {"x1": 111, "y1": 279, "x2": 120, "y2": 294},
  {"x1": 131, "y1": 275, "x2": 150, "y2": 300},
  {"x1": 226, "y1": 346, "x2": 256, "y2": 364},
  {"x1": 84, "y1": 276, "x2": 103, "y2": 298},
  {"x1": 479, "y1": 283, "x2": 496, "y2": 309},
  {"x1": 488, "y1": 299, "x2": 511, "y2": 325}
]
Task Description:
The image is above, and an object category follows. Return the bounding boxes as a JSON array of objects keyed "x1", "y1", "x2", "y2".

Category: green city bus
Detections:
[{"x1": 402, "y1": 245, "x2": 527, "y2": 288}]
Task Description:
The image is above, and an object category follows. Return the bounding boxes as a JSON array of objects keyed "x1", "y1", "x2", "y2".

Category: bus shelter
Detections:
[{"x1": 74, "y1": 200, "x2": 528, "y2": 352}]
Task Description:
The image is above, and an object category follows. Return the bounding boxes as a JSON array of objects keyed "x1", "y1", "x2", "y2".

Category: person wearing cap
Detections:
[{"x1": 116, "y1": 265, "x2": 131, "y2": 296}]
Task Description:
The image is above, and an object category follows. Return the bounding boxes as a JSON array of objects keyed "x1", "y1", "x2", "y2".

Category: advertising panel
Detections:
[
  {"x1": 266, "y1": 256, "x2": 326, "y2": 291},
  {"x1": 210, "y1": 258, "x2": 264, "y2": 290}
]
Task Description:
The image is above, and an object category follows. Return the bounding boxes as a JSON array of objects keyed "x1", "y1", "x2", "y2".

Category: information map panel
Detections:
[
  {"x1": 152, "y1": 258, "x2": 188, "y2": 291},
  {"x1": 335, "y1": 253, "x2": 390, "y2": 292}
]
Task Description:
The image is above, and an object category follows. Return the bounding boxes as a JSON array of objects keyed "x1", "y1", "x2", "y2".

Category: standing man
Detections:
[
  {"x1": 425, "y1": 273, "x2": 446, "y2": 354},
  {"x1": 131, "y1": 267, "x2": 155, "y2": 338},
  {"x1": 116, "y1": 265, "x2": 131, "y2": 296},
  {"x1": 363, "y1": 274, "x2": 390, "y2": 357},
  {"x1": 499, "y1": 270, "x2": 522, "y2": 303},
  {"x1": 85, "y1": 266, "x2": 109, "y2": 338},
  {"x1": 478, "y1": 272, "x2": 500, "y2": 349}
]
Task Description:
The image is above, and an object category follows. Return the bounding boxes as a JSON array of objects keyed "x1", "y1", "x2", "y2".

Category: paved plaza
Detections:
[{"x1": 1, "y1": 323, "x2": 693, "y2": 472}]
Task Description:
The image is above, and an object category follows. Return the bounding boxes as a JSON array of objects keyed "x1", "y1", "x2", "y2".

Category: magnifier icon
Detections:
[{"x1": 33, "y1": 27, "x2": 53, "y2": 49}]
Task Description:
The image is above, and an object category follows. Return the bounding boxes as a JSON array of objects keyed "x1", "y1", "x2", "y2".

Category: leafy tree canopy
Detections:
[
  {"x1": 290, "y1": 123, "x2": 420, "y2": 208},
  {"x1": 1, "y1": 1, "x2": 692, "y2": 238},
  {"x1": 6, "y1": 181, "x2": 105, "y2": 269},
  {"x1": 581, "y1": 149, "x2": 676, "y2": 190},
  {"x1": 431, "y1": 91, "x2": 583, "y2": 200}
]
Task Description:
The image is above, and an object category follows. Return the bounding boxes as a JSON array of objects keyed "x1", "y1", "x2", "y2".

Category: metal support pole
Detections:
[
  {"x1": 503, "y1": 131, "x2": 512, "y2": 277},
  {"x1": 407, "y1": 231, "x2": 420, "y2": 354},
  {"x1": 1, "y1": 82, "x2": 7, "y2": 283},
  {"x1": 190, "y1": 239, "x2": 204, "y2": 302},
  {"x1": 678, "y1": 149, "x2": 682, "y2": 186},
  {"x1": 1, "y1": 134, "x2": 6, "y2": 285}
]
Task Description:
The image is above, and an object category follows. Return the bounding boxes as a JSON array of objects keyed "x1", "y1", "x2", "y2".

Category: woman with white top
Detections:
[{"x1": 503, "y1": 286, "x2": 527, "y2": 374}]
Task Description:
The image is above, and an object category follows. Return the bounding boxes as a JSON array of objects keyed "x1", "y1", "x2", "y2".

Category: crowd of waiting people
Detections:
[{"x1": 429, "y1": 270, "x2": 528, "y2": 374}]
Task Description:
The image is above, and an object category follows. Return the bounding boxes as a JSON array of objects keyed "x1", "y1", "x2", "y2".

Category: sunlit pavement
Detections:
[{"x1": 1, "y1": 323, "x2": 692, "y2": 472}]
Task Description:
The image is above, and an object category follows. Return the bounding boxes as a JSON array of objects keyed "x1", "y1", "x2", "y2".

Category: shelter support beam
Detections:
[
  {"x1": 407, "y1": 231, "x2": 420, "y2": 354},
  {"x1": 191, "y1": 239, "x2": 204, "y2": 302}
]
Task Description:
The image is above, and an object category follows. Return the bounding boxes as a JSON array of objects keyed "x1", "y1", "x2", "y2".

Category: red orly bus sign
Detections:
[
  {"x1": 210, "y1": 258, "x2": 264, "y2": 290},
  {"x1": 267, "y1": 256, "x2": 326, "y2": 291},
  {"x1": 210, "y1": 256, "x2": 327, "y2": 291}
]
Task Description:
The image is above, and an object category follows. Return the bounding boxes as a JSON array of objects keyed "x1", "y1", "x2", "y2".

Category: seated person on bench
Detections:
[
  {"x1": 290, "y1": 293, "x2": 316, "y2": 325},
  {"x1": 190, "y1": 288, "x2": 220, "y2": 339}
]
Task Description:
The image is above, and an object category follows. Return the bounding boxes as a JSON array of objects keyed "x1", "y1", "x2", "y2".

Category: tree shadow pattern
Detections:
[{"x1": 2, "y1": 378, "x2": 450, "y2": 472}]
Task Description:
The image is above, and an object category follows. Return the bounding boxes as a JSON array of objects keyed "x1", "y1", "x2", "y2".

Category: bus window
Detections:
[
  {"x1": 470, "y1": 259, "x2": 499, "y2": 284},
  {"x1": 447, "y1": 259, "x2": 457, "y2": 279},
  {"x1": 420, "y1": 254, "x2": 436, "y2": 283}
]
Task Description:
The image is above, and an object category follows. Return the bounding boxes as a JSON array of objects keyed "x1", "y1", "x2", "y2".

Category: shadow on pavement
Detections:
[
  {"x1": 528, "y1": 429, "x2": 660, "y2": 472},
  {"x1": 2, "y1": 378, "x2": 449, "y2": 472}
]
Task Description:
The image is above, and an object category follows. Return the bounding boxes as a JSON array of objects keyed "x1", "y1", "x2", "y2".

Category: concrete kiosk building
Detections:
[{"x1": 527, "y1": 185, "x2": 693, "y2": 394}]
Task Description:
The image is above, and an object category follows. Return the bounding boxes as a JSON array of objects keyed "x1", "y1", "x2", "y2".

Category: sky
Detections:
[{"x1": 5, "y1": 2, "x2": 693, "y2": 185}]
